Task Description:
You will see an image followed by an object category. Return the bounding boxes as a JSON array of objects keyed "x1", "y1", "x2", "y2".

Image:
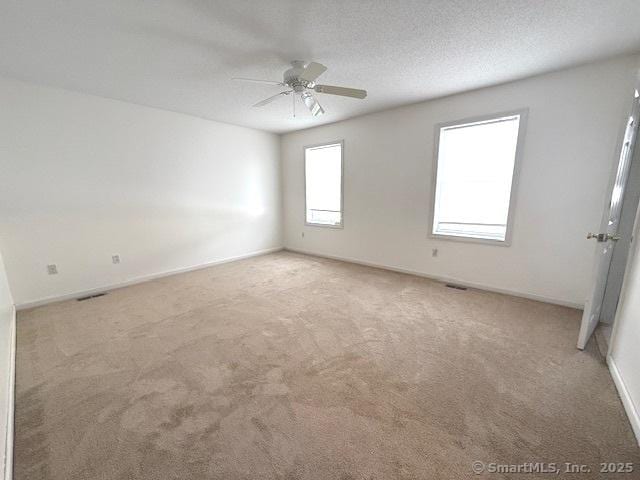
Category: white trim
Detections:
[
  {"x1": 607, "y1": 355, "x2": 640, "y2": 445},
  {"x1": 428, "y1": 108, "x2": 529, "y2": 247},
  {"x1": 605, "y1": 151, "x2": 640, "y2": 445},
  {"x1": 16, "y1": 247, "x2": 283, "y2": 310},
  {"x1": 2, "y1": 306, "x2": 15, "y2": 480},
  {"x1": 606, "y1": 145, "x2": 640, "y2": 356},
  {"x1": 284, "y1": 247, "x2": 582, "y2": 309},
  {"x1": 304, "y1": 140, "x2": 345, "y2": 229}
]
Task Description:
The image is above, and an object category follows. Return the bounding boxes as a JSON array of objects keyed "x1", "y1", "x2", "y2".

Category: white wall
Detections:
[
  {"x1": 0, "y1": 250, "x2": 15, "y2": 480},
  {"x1": 609, "y1": 204, "x2": 640, "y2": 444},
  {"x1": 282, "y1": 55, "x2": 640, "y2": 307},
  {"x1": 0, "y1": 77, "x2": 282, "y2": 307}
]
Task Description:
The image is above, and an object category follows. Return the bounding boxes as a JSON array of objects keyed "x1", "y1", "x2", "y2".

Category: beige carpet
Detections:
[{"x1": 14, "y1": 252, "x2": 639, "y2": 479}]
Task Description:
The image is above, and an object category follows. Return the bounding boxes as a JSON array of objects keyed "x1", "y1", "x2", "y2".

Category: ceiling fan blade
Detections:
[
  {"x1": 314, "y1": 84, "x2": 367, "y2": 99},
  {"x1": 299, "y1": 62, "x2": 327, "y2": 82},
  {"x1": 301, "y1": 91, "x2": 325, "y2": 116},
  {"x1": 252, "y1": 91, "x2": 291, "y2": 108},
  {"x1": 233, "y1": 77, "x2": 285, "y2": 86}
]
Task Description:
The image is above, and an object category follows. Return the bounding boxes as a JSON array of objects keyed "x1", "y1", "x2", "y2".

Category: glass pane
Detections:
[
  {"x1": 433, "y1": 115, "x2": 520, "y2": 241},
  {"x1": 305, "y1": 143, "x2": 342, "y2": 225}
]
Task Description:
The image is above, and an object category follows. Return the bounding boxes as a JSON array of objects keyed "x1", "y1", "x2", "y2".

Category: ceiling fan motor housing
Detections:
[{"x1": 284, "y1": 62, "x2": 312, "y2": 92}]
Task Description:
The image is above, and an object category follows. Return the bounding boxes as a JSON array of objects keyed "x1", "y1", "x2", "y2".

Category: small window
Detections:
[
  {"x1": 305, "y1": 141, "x2": 343, "y2": 227},
  {"x1": 431, "y1": 111, "x2": 525, "y2": 243}
]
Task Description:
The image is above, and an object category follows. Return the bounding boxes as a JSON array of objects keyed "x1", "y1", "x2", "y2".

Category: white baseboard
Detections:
[
  {"x1": 2, "y1": 306, "x2": 16, "y2": 480},
  {"x1": 607, "y1": 356, "x2": 640, "y2": 446},
  {"x1": 284, "y1": 247, "x2": 583, "y2": 309},
  {"x1": 16, "y1": 247, "x2": 284, "y2": 310}
]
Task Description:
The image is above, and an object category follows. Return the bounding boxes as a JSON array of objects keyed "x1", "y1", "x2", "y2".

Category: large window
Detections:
[
  {"x1": 305, "y1": 141, "x2": 343, "y2": 227},
  {"x1": 431, "y1": 111, "x2": 525, "y2": 243}
]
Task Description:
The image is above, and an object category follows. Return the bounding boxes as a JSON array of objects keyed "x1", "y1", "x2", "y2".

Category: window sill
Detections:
[
  {"x1": 429, "y1": 232, "x2": 511, "y2": 247},
  {"x1": 305, "y1": 222, "x2": 344, "y2": 229}
]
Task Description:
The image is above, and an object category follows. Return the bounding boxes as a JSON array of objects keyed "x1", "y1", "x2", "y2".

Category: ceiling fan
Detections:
[{"x1": 233, "y1": 61, "x2": 367, "y2": 117}]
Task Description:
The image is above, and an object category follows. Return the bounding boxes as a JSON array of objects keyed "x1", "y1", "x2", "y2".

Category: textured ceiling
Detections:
[{"x1": 1, "y1": 0, "x2": 640, "y2": 133}]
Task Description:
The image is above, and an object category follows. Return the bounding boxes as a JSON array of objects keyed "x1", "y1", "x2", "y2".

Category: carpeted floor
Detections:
[{"x1": 14, "y1": 251, "x2": 640, "y2": 479}]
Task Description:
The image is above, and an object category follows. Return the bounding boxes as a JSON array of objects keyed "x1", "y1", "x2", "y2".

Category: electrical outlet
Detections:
[
  {"x1": 432, "y1": 248, "x2": 438, "y2": 257},
  {"x1": 112, "y1": 254, "x2": 120, "y2": 264},
  {"x1": 47, "y1": 264, "x2": 58, "y2": 275}
]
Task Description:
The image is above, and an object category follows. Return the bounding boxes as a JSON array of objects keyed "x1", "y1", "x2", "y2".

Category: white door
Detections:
[{"x1": 578, "y1": 90, "x2": 640, "y2": 350}]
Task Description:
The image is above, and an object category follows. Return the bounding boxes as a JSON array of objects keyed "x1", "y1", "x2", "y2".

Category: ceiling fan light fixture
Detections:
[{"x1": 301, "y1": 91, "x2": 324, "y2": 116}]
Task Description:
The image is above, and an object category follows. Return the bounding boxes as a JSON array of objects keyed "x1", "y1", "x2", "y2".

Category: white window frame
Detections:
[
  {"x1": 304, "y1": 140, "x2": 345, "y2": 228},
  {"x1": 429, "y1": 109, "x2": 528, "y2": 246}
]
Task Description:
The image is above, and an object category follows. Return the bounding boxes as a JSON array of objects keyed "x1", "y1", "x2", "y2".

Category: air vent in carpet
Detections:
[
  {"x1": 445, "y1": 284, "x2": 467, "y2": 291},
  {"x1": 77, "y1": 293, "x2": 107, "y2": 302}
]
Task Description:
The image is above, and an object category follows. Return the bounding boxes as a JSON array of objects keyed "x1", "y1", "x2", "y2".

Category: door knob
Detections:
[{"x1": 587, "y1": 233, "x2": 620, "y2": 242}]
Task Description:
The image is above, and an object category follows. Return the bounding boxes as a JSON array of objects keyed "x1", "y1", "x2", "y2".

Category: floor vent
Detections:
[
  {"x1": 77, "y1": 293, "x2": 107, "y2": 302},
  {"x1": 445, "y1": 284, "x2": 468, "y2": 291}
]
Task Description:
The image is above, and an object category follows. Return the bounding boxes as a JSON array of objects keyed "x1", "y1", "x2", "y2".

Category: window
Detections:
[
  {"x1": 305, "y1": 141, "x2": 343, "y2": 227},
  {"x1": 431, "y1": 111, "x2": 525, "y2": 243}
]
